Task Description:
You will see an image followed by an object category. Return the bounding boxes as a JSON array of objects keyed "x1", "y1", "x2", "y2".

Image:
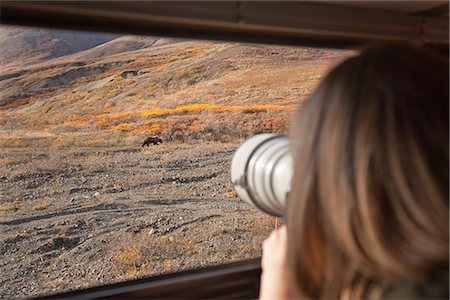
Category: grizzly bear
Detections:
[{"x1": 142, "y1": 136, "x2": 163, "y2": 147}]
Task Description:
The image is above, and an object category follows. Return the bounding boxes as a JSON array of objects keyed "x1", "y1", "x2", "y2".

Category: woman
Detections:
[{"x1": 260, "y1": 44, "x2": 449, "y2": 299}]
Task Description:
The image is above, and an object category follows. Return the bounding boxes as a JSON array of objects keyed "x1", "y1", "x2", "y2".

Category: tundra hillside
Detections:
[{"x1": 0, "y1": 26, "x2": 351, "y2": 299}]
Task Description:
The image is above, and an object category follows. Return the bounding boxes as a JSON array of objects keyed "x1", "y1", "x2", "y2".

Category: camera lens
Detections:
[{"x1": 231, "y1": 134, "x2": 293, "y2": 216}]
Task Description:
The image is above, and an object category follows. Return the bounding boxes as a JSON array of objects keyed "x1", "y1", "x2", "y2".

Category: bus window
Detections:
[{"x1": 0, "y1": 25, "x2": 352, "y2": 298}]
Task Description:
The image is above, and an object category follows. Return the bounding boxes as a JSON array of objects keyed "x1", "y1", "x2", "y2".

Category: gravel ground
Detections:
[{"x1": 0, "y1": 141, "x2": 273, "y2": 299}]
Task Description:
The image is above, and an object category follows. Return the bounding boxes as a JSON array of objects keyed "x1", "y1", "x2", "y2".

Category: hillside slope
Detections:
[{"x1": 0, "y1": 29, "x2": 352, "y2": 145}]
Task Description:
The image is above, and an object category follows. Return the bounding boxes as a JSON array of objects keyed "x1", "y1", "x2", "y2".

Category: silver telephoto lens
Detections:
[{"x1": 231, "y1": 134, "x2": 293, "y2": 217}]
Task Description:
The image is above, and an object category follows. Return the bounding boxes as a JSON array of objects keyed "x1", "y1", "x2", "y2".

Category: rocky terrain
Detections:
[
  {"x1": 0, "y1": 141, "x2": 276, "y2": 299},
  {"x1": 0, "y1": 25, "x2": 351, "y2": 298}
]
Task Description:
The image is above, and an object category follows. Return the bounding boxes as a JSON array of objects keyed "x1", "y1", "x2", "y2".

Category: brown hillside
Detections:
[{"x1": 0, "y1": 33, "x2": 352, "y2": 145}]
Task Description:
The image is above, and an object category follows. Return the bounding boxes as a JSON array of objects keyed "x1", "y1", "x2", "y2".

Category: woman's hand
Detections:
[{"x1": 259, "y1": 225, "x2": 290, "y2": 300}]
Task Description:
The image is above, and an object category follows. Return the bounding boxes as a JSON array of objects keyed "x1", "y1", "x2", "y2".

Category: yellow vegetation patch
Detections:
[
  {"x1": 33, "y1": 204, "x2": 49, "y2": 211},
  {"x1": 0, "y1": 202, "x2": 21, "y2": 214},
  {"x1": 51, "y1": 103, "x2": 292, "y2": 142},
  {"x1": 111, "y1": 233, "x2": 199, "y2": 279},
  {"x1": 108, "y1": 103, "x2": 293, "y2": 120},
  {"x1": 115, "y1": 123, "x2": 133, "y2": 131},
  {"x1": 226, "y1": 187, "x2": 238, "y2": 199},
  {"x1": 113, "y1": 245, "x2": 144, "y2": 275},
  {"x1": 56, "y1": 136, "x2": 65, "y2": 142}
]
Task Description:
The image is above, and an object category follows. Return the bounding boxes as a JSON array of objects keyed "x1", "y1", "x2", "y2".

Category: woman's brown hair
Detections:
[{"x1": 287, "y1": 44, "x2": 449, "y2": 299}]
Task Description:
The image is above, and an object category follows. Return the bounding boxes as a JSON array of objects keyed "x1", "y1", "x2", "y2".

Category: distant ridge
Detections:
[
  {"x1": 0, "y1": 26, "x2": 120, "y2": 68},
  {"x1": 68, "y1": 36, "x2": 185, "y2": 61}
]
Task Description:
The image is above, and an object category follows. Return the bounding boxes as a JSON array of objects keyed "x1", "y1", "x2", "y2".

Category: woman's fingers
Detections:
[
  {"x1": 262, "y1": 225, "x2": 288, "y2": 270},
  {"x1": 259, "y1": 225, "x2": 290, "y2": 299}
]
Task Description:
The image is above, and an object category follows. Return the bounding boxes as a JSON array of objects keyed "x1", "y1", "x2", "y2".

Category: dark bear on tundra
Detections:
[{"x1": 142, "y1": 136, "x2": 163, "y2": 147}]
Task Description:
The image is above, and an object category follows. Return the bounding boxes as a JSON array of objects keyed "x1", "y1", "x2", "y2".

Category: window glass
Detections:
[{"x1": 0, "y1": 25, "x2": 351, "y2": 298}]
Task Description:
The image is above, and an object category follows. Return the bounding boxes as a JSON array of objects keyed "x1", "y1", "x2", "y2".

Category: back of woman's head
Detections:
[{"x1": 287, "y1": 44, "x2": 449, "y2": 299}]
